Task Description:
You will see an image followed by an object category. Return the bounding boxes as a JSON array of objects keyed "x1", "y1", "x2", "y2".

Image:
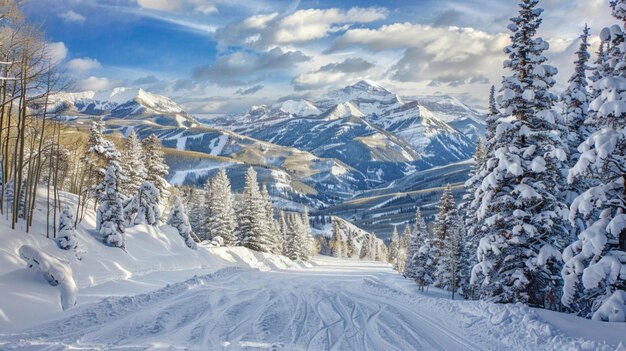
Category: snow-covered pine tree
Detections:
[
  {"x1": 167, "y1": 196, "x2": 197, "y2": 249},
  {"x1": 83, "y1": 119, "x2": 120, "y2": 201},
  {"x1": 141, "y1": 134, "x2": 169, "y2": 204},
  {"x1": 459, "y1": 139, "x2": 488, "y2": 299},
  {"x1": 261, "y1": 185, "x2": 283, "y2": 254},
  {"x1": 205, "y1": 169, "x2": 237, "y2": 245},
  {"x1": 395, "y1": 225, "x2": 411, "y2": 272},
  {"x1": 388, "y1": 226, "x2": 400, "y2": 270},
  {"x1": 300, "y1": 209, "x2": 314, "y2": 260},
  {"x1": 414, "y1": 239, "x2": 435, "y2": 291},
  {"x1": 96, "y1": 165, "x2": 125, "y2": 249},
  {"x1": 562, "y1": 25, "x2": 592, "y2": 164},
  {"x1": 57, "y1": 206, "x2": 78, "y2": 250},
  {"x1": 330, "y1": 219, "x2": 344, "y2": 257},
  {"x1": 119, "y1": 131, "x2": 146, "y2": 199},
  {"x1": 185, "y1": 187, "x2": 206, "y2": 239},
  {"x1": 404, "y1": 208, "x2": 428, "y2": 280},
  {"x1": 239, "y1": 167, "x2": 273, "y2": 253},
  {"x1": 124, "y1": 181, "x2": 161, "y2": 226},
  {"x1": 561, "y1": 1, "x2": 626, "y2": 322},
  {"x1": 470, "y1": 0, "x2": 570, "y2": 306},
  {"x1": 432, "y1": 185, "x2": 463, "y2": 292}
]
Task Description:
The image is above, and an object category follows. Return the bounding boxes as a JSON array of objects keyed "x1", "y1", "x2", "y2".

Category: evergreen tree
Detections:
[
  {"x1": 119, "y1": 131, "x2": 146, "y2": 198},
  {"x1": 388, "y1": 226, "x2": 400, "y2": 270},
  {"x1": 142, "y1": 134, "x2": 169, "y2": 204},
  {"x1": 300, "y1": 209, "x2": 314, "y2": 260},
  {"x1": 185, "y1": 188, "x2": 206, "y2": 239},
  {"x1": 96, "y1": 165, "x2": 125, "y2": 249},
  {"x1": 57, "y1": 206, "x2": 78, "y2": 250},
  {"x1": 459, "y1": 139, "x2": 487, "y2": 298},
  {"x1": 205, "y1": 169, "x2": 237, "y2": 245},
  {"x1": 239, "y1": 167, "x2": 273, "y2": 253},
  {"x1": 561, "y1": 1, "x2": 626, "y2": 322},
  {"x1": 330, "y1": 219, "x2": 344, "y2": 257},
  {"x1": 471, "y1": 0, "x2": 570, "y2": 306},
  {"x1": 432, "y1": 185, "x2": 463, "y2": 293},
  {"x1": 83, "y1": 119, "x2": 120, "y2": 201},
  {"x1": 261, "y1": 185, "x2": 283, "y2": 254},
  {"x1": 404, "y1": 208, "x2": 428, "y2": 280},
  {"x1": 124, "y1": 181, "x2": 161, "y2": 226},
  {"x1": 562, "y1": 25, "x2": 592, "y2": 161},
  {"x1": 167, "y1": 196, "x2": 197, "y2": 249}
]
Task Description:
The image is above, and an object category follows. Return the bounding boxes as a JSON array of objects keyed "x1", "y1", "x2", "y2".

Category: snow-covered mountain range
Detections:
[
  {"x1": 51, "y1": 88, "x2": 196, "y2": 128},
  {"x1": 51, "y1": 80, "x2": 484, "y2": 234}
]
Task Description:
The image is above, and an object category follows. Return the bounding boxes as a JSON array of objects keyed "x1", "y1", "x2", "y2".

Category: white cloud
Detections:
[
  {"x1": 137, "y1": 0, "x2": 218, "y2": 14},
  {"x1": 215, "y1": 7, "x2": 387, "y2": 49},
  {"x1": 331, "y1": 23, "x2": 509, "y2": 87},
  {"x1": 74, "y1": 76, "x2": 113, "y2": 91},
  {"x1": 67, "y1": 57, "x2": 102, "y2": 73},
  {"x1": 58, "y1": 10, "x2": 85, "y2": 23},
  {"x1": 47, "y1": 42, "x2": 68, "y2": 65}
]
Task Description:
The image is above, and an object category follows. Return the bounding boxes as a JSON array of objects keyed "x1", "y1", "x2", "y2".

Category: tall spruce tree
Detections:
[
  {"x1": 142, "y1": 134, "x2": 169, "y2": 204},
  {"x1": 239, "y1": 167, "x2": 273, "y2": 253},
  {"x1": 119, "y1": 131, "x2": 146, "y2": 198},
  {"x1": 84, "y1": 119, "x2": 120, "y2": 202},
  {"x1": 96, "y1": 165, "x2": 125, "y2": 249},
  {"x1": 205, "y1": 169, "x2": 237, "y2": 245},
  {"x1": 404, "y1": 209, "x2": 428, "y2": 280},
  {"x1": 432, "y1": 185, "x2": 463, "y2": 292},
  {"x1": 563, "y1": 25, "x2": 592, "y2": 151},
  {"x1": 470, "y1": 0, "x2": 570, "y2": 306},
  {"x1": 561, "y1": 1, "x2": 626, "y2": 322},
  {"x1": 388, "y1": 226, "x2": 400, "y2": 270}
]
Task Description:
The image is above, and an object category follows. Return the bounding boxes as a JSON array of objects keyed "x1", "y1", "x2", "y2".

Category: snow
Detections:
[
  {"x1": 274, "y1": 99, "x2": 321, "y2": 116},
  {"x1": 322, "y1": 102, "x2": 365, "y2": 120},
  {"x1": 18, "y1": 245, "x2": 77, "y2": 311},
  {"x1": 0, "y1": 191, "x2": 624, "y2": 349}
]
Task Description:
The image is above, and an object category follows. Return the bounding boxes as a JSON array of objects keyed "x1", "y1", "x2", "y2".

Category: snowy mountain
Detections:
[
  {"x1": 51, "y1": 88, "x2": 196, "y2": 128},
  {"x1": 274, "y1": 99, "x2": 321, "y2": 116},
  {"x1": 315, "y1": 80, "x2": 404, "y2": 115},
  {"x1": 245, "y1": 103, "x2": 420, "y2": 184},
  {"x1": 369, "y1": 101, "x2": 475, "y2": 164},
  {"x1": 412, "y1": 94, "x2": 486, "y2": 141}
]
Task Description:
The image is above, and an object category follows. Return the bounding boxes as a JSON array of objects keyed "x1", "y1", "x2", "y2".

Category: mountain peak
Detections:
[
  {"x1": 321, "y1": 102, "x2": 365, "y2": 120},
  {"x1": 274, "y1": 99, "x2": 321, "y2": 116},
  {"x1": 350, "y1": 79, "x2": 389, "y2": 93}
]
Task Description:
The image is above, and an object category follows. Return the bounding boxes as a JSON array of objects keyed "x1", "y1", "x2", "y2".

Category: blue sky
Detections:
[{"x1": 26, "y1": 0, "x2": 613, "y2": 115}]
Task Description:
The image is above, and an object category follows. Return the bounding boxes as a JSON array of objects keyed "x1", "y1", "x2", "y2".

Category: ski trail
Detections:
[{"x1": 0, "y1": 258, "x2": 609, "y2": 350}]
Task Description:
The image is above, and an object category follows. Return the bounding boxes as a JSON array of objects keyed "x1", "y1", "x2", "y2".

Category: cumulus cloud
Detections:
[
  {"x1": 293, "y1": 57, "x2": 376, "y2": 91},
  {"x1": 67, "y1": 57, "x2": 101, "y2": 73},
  {"x1": 214, "y1": 7, "x2": 387, "y2": 49},
  {"x1": 47, "y1": 42, "x2": 68, "y2": 65},
  {"x1": 331, "y1": 23, "x2": 509, "y2": 87},
  {"x1": 192, "y1": 47, "x2": 310, "y2": 87},
  {"x1": 58, "y1": 10, "x2": 85, "y2": 23},
  {"x1": 236, "y1": 84, "x2": 264, "y2": 95},
  {"x1": 74, "y1": 76, "x2": 114, "y2": 91}
]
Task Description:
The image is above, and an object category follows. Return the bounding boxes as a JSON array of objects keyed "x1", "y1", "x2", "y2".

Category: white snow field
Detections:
[{"x1": 0, "y1": 193, "x2": 625, "y2": 350}]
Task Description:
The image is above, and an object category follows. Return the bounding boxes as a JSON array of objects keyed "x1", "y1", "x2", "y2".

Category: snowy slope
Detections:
[
  {"x1": 0, "y1": 192, "x2": 623, "y2": 350},
  {"x1": 413, "y1": 94, "x2": 486, "y2": 141},
  {"x1": 274, "y1": 99, "x2": 321, "y2": 116}
]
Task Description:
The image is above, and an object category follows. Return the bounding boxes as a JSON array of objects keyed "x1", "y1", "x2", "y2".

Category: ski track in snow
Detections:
[{"x1": 0, "y1": 258, "x2": 620, "y2": 351}]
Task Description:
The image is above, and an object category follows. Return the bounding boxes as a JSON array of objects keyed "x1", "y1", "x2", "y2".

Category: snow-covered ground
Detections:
[{"x1": 0, "y1": 192, "x2": 624, "y2": 350}]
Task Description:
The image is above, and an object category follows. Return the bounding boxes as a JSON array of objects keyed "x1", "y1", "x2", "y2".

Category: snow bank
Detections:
[
  {"x1": 18, "y1": 245, "x2": 77, "y2": 310},
  {"x1": 0, "y1": 191, "x2": 303, "y2": 330}
]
